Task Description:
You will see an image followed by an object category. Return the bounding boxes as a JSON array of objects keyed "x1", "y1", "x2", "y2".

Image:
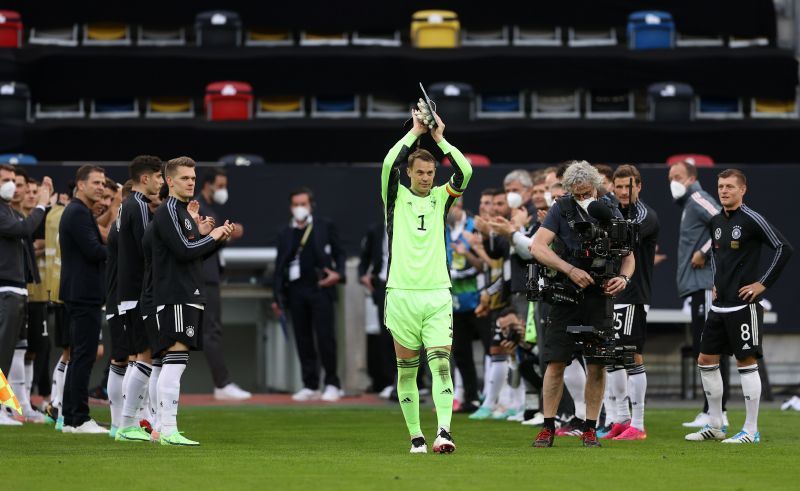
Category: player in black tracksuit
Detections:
[
  {"x1": 151, "y1": 157, "x2": 232, "y2": 445},
  {"x1": 105, "y1": 215, "x2": 130, "y2": 434},
  {"x1": 602, "y1": 165, "x2": 659, "y2": 440},
  {"x1": 688, "y1": 169, "x2": 792, "y2": 444}
]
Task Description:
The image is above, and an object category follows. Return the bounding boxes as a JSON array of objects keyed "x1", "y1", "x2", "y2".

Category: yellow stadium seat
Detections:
[
  {"x1": 753, "y1": 98, "x2": 796, "y2": 114},
  {"x1": 87, "y1": 23, "x2": 127, "y2": 40},
  {"x1": 248, "y1": 28, "x2": 290, "y2": 42},
  {"x1": 259, "y1": 96, "x2": 302, "y2": 112},
  {"x1": 150, "y1": 97, "x2": 192, "y2": 113},
  {"x1": 411, "y1": 10, "x2": 460, "y2": 48}
]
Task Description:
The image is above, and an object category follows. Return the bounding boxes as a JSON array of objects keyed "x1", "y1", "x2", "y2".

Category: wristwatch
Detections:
[{"x1": 619, "y1": 274, "x2": 631, "y2": 285}]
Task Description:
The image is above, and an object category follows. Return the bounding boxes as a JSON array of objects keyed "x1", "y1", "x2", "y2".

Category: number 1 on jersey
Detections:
[{"x1": 417, "y1": 214, "x2": 426, "y2": 231}]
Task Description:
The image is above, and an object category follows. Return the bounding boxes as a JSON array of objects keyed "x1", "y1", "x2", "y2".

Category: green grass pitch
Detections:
[{"x1": 3, "y1": 407, "x2": 798, "y2": 490}]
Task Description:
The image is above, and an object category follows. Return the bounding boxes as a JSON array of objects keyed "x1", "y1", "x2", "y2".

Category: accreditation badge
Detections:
[{"x1": 730, "y1": 241, "x2": 740, "y2": 249}]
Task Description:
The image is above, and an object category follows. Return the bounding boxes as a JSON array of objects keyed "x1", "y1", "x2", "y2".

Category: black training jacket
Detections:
[
  {"x1": 117, "y1": 191, "x2": 152, "y2": 304},
  {"x1": 616, "y1": 199, "x2": 659, "y2": 306}
]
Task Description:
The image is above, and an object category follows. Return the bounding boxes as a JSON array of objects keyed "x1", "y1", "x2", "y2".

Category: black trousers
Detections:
[
  {"x1": 452, "y1": 311, "x2": 487, "y2": 403},
  {"x1": 0, "y1": 292, "x2": 26, "y2": 375},
  {"x1": 689, "y1": 290, "x2": 729, "y2": 411},
  {"x1": 62, "y1": 302, "x2": 101, "y2": 427},
  {"x1": 366, "y1": 282, "x2": 395, "y2": 391},
  {"x1": 287, "y1": 283, "x2": 340, "y2": 390},
  {"x1": 202, "y1": 283, "x2": 231, "y2": 389}
]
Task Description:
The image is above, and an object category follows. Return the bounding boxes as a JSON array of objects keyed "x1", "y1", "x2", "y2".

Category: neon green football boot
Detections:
[
  {"x1": 160, "y1": 431, "x2": 200, "y2": 446},
  {"x1": 115, "y1": 425, "x2": 151, "y2": 442}
]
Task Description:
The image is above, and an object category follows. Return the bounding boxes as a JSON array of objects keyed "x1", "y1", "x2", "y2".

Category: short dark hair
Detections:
[
  {"x1": 66, "y1": 180, "x2": 76, "y2": 197},
  {"x1": 593, "y1": 164, "x2": 614, "y2": 182},
  {"x1": 165, "y1": 156, "x2": 196, "y2": 178},
  {"x1": 104, "y1": 178, "x2": 117, "y2": 190},
  {"x1": 555, "y1": 162, "x2": 570, "y2": 179},
  {"x1": 201, "y1": 167, "x2": 227, "y2": 188},
  {"x1": 0, "y1": 164, "x2": 14, "y2": 174},
  {"x1": 122, "y1": 180, "x2": 134, "y2": 199},
  {"x1": 673, "y1": 160, "x2": 698, "y2": 179},
  {"x1": 75, "y1": 165, "x2": 105, "y2": 182},
  {"x1": 26, "y1": 177, "x2": 39, "y2": 185},
  {"x1": 491, "y1": 189, "x2": 507, "y2": 197},
  {"x1": 613, "y1": 164, "x2": 642, "y2": 185},
  {"x1": 158, "y1": 182, "x2": 169, "y2": 200},
  {"x1": 481, "y1": 188, "x2": 498, "y2": 197},
  {"x1": 407, "y1": 148, "x2": 436, "y2": 169},
  {"x1": 11, "y1": 165, "x2": 27, "y2": 180},
  {"x1": 129, "y1": 155, "x2": 163, "y2": 182},
  {"x1": 289, "y1": 186, "x2": 314, "y2": 204},
  {"x1": 718, "y1": 168, "x2": 747, "y2": 186}
]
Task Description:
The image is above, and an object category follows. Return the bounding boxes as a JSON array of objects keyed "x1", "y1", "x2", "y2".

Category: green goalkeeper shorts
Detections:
[{"x1": 384, "y1": 288, "x2": 453, "y2": 351}]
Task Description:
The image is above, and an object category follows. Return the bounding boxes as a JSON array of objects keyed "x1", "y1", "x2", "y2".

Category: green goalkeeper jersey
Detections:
[{"x1": 381, "y1": 132, "x2": 473, "y2": 290}]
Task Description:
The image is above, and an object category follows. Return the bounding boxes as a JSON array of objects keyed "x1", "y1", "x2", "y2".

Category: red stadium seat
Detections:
[
  {"x1": 667, "y1": 153, "x2": 715, "y2": 167},
  {"x1": 204, "y1": 81, "x2": 253, "y2": 121},
  {"x1": 0, "y1": 11, "x2": 22, "y2": 48},
  {"x1": 442, "y1": 153, "x2": 490, "y2": 167}
]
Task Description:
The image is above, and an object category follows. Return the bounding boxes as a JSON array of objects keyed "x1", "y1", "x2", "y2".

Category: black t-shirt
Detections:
[
  {"x1": 105, "y1": 224, "x2": 119, "y2": 315},
  {"x1": 615, "y1": 200, "x2": 659, "y2": 306}
]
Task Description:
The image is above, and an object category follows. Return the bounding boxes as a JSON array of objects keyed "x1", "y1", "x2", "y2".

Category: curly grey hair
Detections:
[
  {"x1": 561, "y1": 160, "x2": 602, "y2": 193},
  {"x1": 503, "y1": 169, "x2": 533, "y2": 189}
]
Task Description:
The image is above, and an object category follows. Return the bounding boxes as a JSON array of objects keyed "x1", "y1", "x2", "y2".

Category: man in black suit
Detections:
[
  {"x1": 59, "y1": 165, "x2": 108, "y2": 434},
  {"x1": 358, "y1": 220, "x2": 395, "y2": 397},
  {"x1": 272, "y1": 187, "x2": 346, "y2": 402}
]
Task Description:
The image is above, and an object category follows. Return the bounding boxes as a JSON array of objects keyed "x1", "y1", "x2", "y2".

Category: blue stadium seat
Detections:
[
  {"x1": 0, "y1": 153, "x2": 37, "y2": 165},
  {"x1": 627, "y1": 11, "x2": 675, "y2": 50}
]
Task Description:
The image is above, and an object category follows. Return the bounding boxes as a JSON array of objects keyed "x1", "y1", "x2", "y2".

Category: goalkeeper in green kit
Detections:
[{"x1": 381, "y1": 106, "x2": 473, "y2": 454}]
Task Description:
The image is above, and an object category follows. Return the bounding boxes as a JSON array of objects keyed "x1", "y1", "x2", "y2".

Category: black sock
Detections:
[
  {"x1": 585, "y1": 419, "x2": 597, "y2": 431},
  {"x1": 544, "y1": 417, "x2": 556, "y2": 431}
]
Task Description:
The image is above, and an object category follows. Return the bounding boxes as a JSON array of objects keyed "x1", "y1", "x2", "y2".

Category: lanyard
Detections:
[{"x1": 294, "y1": 223, "x2": 313, "y2": 259}]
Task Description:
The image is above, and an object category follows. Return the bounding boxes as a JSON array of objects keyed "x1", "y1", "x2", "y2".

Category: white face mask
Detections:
[
  {"x1": 670, "y1": 180, "x2": 687, "y2": 199},
  {"x1": 292, "y1": 205, "x2": 310, "y2": 222},
  {"x1": 576, "y1": 197, "x2": 596, "y2": 212},
  {"x1": 544, "y1": 191, "x2": 554, "y2": 208},
  {"x1": 0, "y1": 181, "x2": 15, "y2": 201},
  {"x1": 506, "y1": 192, "x2": 523, "y2": 209},
  {"x1": 213, "y1": 188, "x2": 229, "y2": 205}
]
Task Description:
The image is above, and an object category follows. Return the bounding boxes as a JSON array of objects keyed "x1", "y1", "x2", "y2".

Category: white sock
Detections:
[
  {"x1": 627, "y1": 365, "x2": 647, "y2": 431},
  {"x1": 149, "y1": 359, "x2": 162, "y2": 432},
  {"x1": 108, "y1": 364, "x2": 127, "y2": 429},
  {"x1": 609, "y1": 368, "x2": 630, "y2": 423},
  {"x1": 121, "y1": 362, "x2": 151, "y2": 429},
  {"x1": 24, "y1": 359, "x2": 34, "y2": 401},
  {"x1": 480, "y1": 356, "x2": 508, "y2": 410},
  {"x1": 699, "y1": 364, "x2": 724, "y2": 429},
  {"x1": 738, "y1": 364, "x2": 761, "y2": 434},
  {"x1": 10, "y1": 349, "x2": 32, "y2": 413},
  {"x1": 481, "y1": 354, "x2": 491, "y2": 398},
  {"x1": 563, "y1": 360, "x2": 587, "y2": 421},
  {"x1": 453, "y1": 367, "x2": 464, "y2": 404},
  {"x1": 158, "y1": 352, "x2": 188, "y2": 437},
  {"x1": 57, "y1": 361, "x2": 69, "y2": 411},
  {"x1": 121, "y1": 361, "x2": 135, "y2": 405},
  {"x1": 602, "y1": 370, "x2": 617, "y2": 424},
  {"x1": 525, "y1": 391, "x2": 540, "y2": 412},
  {"x1": 512, "y1": 382, "x2": 526, "y2": 410},
  {"x1": 51, "y1": 361, "x2": 65, "y2": 407}
]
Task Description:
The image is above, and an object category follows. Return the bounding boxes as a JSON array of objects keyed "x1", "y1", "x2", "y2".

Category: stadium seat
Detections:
[
  {"x1": 627, "y1": 11, "x2": 675, "y2": 50},
  {"x1": 300, "y1": 32, "x2": 349, "y2": 46},
  {"x1": 411, "y1": 10, "x2": 460, "y2": 48},
  {"x1": 568, "y1": 28, "x2": 617, "y2": 47},
  {"x1": 729, "y1": 36, "x2": 769, "y2": 48},
  {"x1": 0, "y1": 81, "x2": 30, "y2": 121},
  {"x1": 531, "y1": 89, "x2": 581, "y2": 119},
  {"x1": 90, "y1": 98, "x2": 139, "y2": 118},
  {"x1": 145, "y1": 97, "x2": 195, "y2": 118},
  {"x1": 366, "y1": 95, "x2": 408, "y2": 119},
  {"x1": 676, "y1": 33, "x2": 724, "y2": 47},
  {"x1": 585, "y1": 90, "x2": 634, "y2": 119},
  {"x1": 667, "y1": 154, "x2": 715, "y2": 167},
  {"x1": 750, "y1": 98, "x2": 798, "y2": 119},
  {"x1": 512, "y1": 26, "x2": 562, "y2": 46},
  {"x1": 195, "y1": 10, "x2": 242, "y2": 47},
  {"x1": 311, "y1": 95, "x2": 360, "y2": 118},
  {"x1": 29, "y1": 25, "x2": 79, "y2": 46},
  {"x1": 219, "y1": 154, "x2": 265, "y2": 166},
  {"x1": 648, "y1": 82, "x2": 694, "y2": 121},
  {"x1": 476, "y1": 93, "x2": 524, "y2": 119},
  {"x1": 0, "y1": 11, "x2": 22, "y2": 48},
  {"x1": 204, "y1": 81, "x2": 253, "y2": 121},
  {"x1": 83, "y1": 23, "x2": 131, "y2": 46},
  {"x1": 245, "y1": 28, "x2": 294, "y2": 47},
  {"x1": 34, "y1": 100, "x2": 86, "y2": 119},
  {"x1": 138, "y1": 26, "x2": 186, "y2": 46},
  {"x1": 461, "y1": 27, "x2": 509, "y2": 47},
  {"x1": 428, "y1": 82, "x2": 475, "y2": 123},
  {"x1": 695, "y1": 96, "x2": 743, "y2": 119},
  {"x1": 0, "y1": 153, "x2": 36, "y2": 165},
  {"x1": 256, "y1": 96, "x2": 305, "y2": 118},
  {"x1": 443, "y1": 153, "x2": 490, "y2": 167},
  {"x1": 351, "y1": 31, "x2": 401, "y2": 47}
]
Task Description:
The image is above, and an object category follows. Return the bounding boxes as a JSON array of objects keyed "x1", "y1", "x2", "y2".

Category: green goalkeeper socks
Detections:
[
  {"x1": 396, "y1": 357, "x2": 422, "y2": 438},
  {"x1": 427, "y1": 349, "x2": 453, "y2": 432}
]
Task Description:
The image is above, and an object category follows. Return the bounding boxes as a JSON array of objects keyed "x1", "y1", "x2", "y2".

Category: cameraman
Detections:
[{"x1": 529, "y1": 161, "x2": 635, "y2": 448}]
